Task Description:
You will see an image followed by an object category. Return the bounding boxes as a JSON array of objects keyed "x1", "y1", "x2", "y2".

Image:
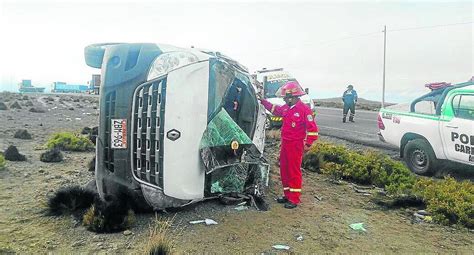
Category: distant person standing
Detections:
[{"x1": 342, "y1": 84, "x2": 358, "y2": 123}]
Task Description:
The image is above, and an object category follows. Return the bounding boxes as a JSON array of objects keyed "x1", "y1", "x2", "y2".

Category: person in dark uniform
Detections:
[
  {"x1": 342, "y1": 84, "x2": 358, "y2": 123},
  {"x1": 224, "y1": 80, "x2": 243, "y2": 121}
]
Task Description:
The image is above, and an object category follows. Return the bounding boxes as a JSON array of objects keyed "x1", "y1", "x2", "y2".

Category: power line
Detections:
[
  {"x1": 265, "y1": 31, "x2": 381, "y2": 53},
  {"x1": 261, "y1": 21, "x2": 472, "y2": 53},
  {"x1": 387, "y1": 21, "x2": 473, "y2": 32}
]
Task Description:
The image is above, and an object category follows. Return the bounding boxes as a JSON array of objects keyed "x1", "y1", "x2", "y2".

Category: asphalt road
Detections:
[{"x1": 314, "y1": 106, "x2": 398, "y2": 151}]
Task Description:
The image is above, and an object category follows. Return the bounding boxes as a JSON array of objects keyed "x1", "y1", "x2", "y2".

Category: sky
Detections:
[{"x1": 0, "y1": 0, "x2": 472, "y2": 102}]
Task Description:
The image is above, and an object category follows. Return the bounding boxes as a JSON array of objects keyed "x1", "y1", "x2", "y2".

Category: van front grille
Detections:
[
  {"x1": 131, "y1": 79, "x2": 167, "y2": 188},
  {"x1": 104, "y1": 91, "x2": 116, "y2": 172}
]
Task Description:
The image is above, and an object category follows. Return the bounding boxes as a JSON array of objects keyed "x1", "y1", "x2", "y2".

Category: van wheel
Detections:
[{"x1": 403, "y1": 139, "x2": 438, "y2": 176}]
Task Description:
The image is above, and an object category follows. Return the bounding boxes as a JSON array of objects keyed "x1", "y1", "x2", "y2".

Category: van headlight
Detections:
[{"x1": 147, "y1": 52, "x2": 199, "y2": 80}]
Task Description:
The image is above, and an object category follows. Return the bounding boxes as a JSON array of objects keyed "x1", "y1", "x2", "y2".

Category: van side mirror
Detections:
[{"x1": 305, "y1": 88, "x2": 309, "y2": 94}]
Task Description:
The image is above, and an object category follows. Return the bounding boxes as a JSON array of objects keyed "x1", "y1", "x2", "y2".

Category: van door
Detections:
[
  {"x1": 440, "y1": 93, "x2": 474, "y2": 165},
  {"x1": 162, "y1": 62, "x2": 210, "y2": 200}
]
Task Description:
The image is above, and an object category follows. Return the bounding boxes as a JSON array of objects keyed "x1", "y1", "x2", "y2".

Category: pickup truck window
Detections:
[{"x1": 453, "y1": 94, "x2": 474, "y2": 120}]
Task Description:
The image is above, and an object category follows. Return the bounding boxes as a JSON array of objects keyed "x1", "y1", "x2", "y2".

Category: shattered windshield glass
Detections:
[
  {"x1": 208, "y1": 59, "x2": 235, "y2": 119},
  {"x1": 200, "y1": 60, "x2": 268, "y2": 196}
]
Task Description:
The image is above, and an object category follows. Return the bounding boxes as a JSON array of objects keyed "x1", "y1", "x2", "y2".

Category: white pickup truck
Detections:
[{"x1": 378, "y1": 80, "x2": 474, "y2": 175}]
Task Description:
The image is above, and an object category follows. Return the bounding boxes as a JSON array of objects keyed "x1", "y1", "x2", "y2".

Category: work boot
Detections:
[
  {"x1": 342, "y1": 118, "x2": 346, "y2": 123},
  {"x1": 349, "y1": 117, "x2": 354, "y2": 122},
  {"x1": 284, "y1": 202, "x2": 298, "y2": 209},
  {"x1": 276, "y1": 196, "x2": 288, "y2": 204}
]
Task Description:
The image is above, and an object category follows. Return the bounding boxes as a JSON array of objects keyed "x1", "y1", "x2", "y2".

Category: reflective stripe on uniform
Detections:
[
  {"x1": 289, "y1": 188, "x2": 301, "y2": 192},
  {"x1": 307, "y1": 132, "x2": 319, "y2": 136},
  {"x1": 283, "y1": 187, "x2": 290, "y2": 190}
]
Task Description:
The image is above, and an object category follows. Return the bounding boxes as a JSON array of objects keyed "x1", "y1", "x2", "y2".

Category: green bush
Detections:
[
  {"x1": 304, "y1": 141, "x2": 474, "y2": 228},
  {"x1": 414, "y1": 177, "x2": 474, "y2": 228},
  {"x1": 46, "y1": 132, "x2": 94, "y2": 152},
  {"x1": 305, "y1": 142, "x2": 416, "y2": 195},
  {"x1": 0, "y1": 154, "x2": 5, "y2": 170}
]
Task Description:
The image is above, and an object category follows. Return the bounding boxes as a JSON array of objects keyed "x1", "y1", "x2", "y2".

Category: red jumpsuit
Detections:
[{"x1": 261, "y1": 99, "x2": 319, "y2": 204}]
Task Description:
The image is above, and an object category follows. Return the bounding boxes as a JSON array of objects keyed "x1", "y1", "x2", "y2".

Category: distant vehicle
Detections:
[
  {"x1": 254, "y1": 68, "x2": 314, "y2": 129},
  {"x1": 84, "y1": 43, "x2": 268, "y2": 210},
  {"x1": 18, "y1": 79, "x2": 45, "y2": 93},
  {"x1": 52, "y1": 82, "x2": 89, "y2": 93},
  {"x1": 378, "y1": 79, "x2": 474, "y2": 175}
]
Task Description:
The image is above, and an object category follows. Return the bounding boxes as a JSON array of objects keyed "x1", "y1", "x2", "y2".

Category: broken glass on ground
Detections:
[
  {"x1": 189, "y1": 219, "x2": 218, "y2": 226},
  {"x1": 272, "y1": 244, "x2": 291, "y2": 250},
  {"x1": 349, "y1": 223, "x2": 367, "y2": 232}
]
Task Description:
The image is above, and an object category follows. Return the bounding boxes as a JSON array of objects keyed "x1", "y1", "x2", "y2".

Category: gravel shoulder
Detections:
[{"x1": 0, "y1": 93, "x2": 472, "y2": 254}]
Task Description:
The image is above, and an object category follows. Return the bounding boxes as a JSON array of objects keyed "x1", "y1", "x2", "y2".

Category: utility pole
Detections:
[{"x1": 382, "y1": 25, "x2": 387, "y2": 108}]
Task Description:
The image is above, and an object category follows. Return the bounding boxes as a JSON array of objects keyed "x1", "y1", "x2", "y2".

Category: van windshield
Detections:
[{"x1": 208, "y1": 59, "x2": 257, "y2": 138}]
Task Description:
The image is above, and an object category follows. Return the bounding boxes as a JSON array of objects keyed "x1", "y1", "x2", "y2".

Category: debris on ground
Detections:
[
  {"x1": 349, "y1": 223, "x2": 367, "y2": 232},
  {"x1": 123, "y1": 230, "x2": 133, "y2": 236},
  {"x1": 4, "y1": 145, "x2": 26, "y2": 161},
  {"x1": 352, "y1": 185, "x2": 373, "y2": 196},
  {"x1": 417, "y1": 210, "x2": 430, "y2": 216},
  {"x1": 272, "y1": 244, "x2": 290, "y2": 250},
  {"x1": 14, "y1": 129, "x2": 32, "y2": 139},
  {"x1": 29, "y1": 107, "x2": 46, "y2": 113},
  {"x1": 189, "y1": 219, "x2": 218, "y2": 225},
  {"x1": 234, "y1": 205, "x2": 248, "y2": 211},
  {"x1": 9, "y1": 101, "x2": 22, "y2": 109},
  {"x1": 0, "y1": 102, "x2": 8, "y2": 110},
  {"x1": 296, "y1": 234, "x2": 304, "y2": 241},
  {"x1": 314, "y1": 194, "x2": 323, "y2": 201},
  {"x1": 40, "y1": 147, "x2": 64, "y2": 163},
  {"x1": 413, "y1": 212, "x2": 425, "y2": 219}
]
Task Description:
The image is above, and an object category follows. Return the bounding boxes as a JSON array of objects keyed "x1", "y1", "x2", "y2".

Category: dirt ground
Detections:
[{"x1": 0, "y1": 93, "x2": 473, "y2": 254}]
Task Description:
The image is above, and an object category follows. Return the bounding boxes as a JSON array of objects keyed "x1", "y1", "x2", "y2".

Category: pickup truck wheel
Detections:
[{"x1": 403, "y1": 139, "x2": 437, "y2": 176}]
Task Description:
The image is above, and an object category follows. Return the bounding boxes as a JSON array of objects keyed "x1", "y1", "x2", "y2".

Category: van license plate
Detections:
[{"x1": 111, "y1": 119, "x2": 127, "y2": 149}]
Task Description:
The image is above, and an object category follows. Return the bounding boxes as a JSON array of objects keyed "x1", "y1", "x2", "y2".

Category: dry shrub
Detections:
[
  {"x1": 47, "y1": 185, "x2": 96, "y2": 216},
  {"x1": 144, "y1": 215, "x2": 175, "y2": 255},
  {"x1": 83, "y1": 205, "x2": 101, "y2": 227},
  {"x1": 82, "y1": 195, "x2": 135, "y2": 233}
]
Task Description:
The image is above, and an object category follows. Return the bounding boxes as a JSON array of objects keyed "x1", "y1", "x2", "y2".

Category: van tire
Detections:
[{"x1": 403, "y1": 139, "x2": 438, "y2": 176}]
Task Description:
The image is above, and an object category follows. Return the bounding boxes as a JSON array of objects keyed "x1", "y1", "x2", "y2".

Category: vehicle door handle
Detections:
[{"x1": 446, "y1": 125, "x2": 458, "y2": 129}]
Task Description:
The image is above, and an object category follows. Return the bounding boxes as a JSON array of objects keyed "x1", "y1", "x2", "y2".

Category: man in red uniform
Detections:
[{"x1": 259, "y1": 81, "x2": 319, "y2": 209}]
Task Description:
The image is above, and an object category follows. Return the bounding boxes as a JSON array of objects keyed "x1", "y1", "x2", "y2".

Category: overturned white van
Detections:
[{"x1": 85, "y1": 43, "x2": 269, "y2": 210}]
